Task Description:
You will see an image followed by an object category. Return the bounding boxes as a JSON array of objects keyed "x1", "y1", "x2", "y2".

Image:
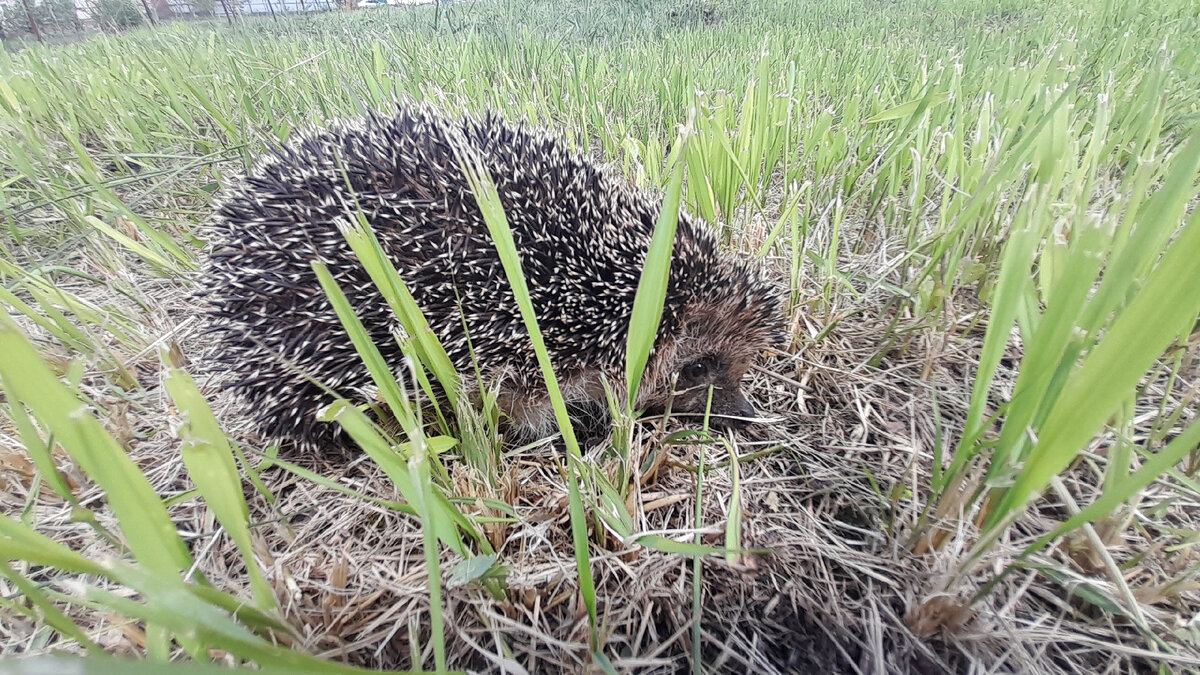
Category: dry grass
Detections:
[
  {"x1": 4, "y1": 194, "x2": 1197, "y2": 673},
  {"x1": 3, "y1": 0, "x2": 1199, "y2": 668}
]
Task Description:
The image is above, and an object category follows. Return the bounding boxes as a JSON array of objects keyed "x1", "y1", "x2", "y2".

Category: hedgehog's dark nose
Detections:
[{"x1": 710, "y1": 390, "x2": 757, "y2": 430}]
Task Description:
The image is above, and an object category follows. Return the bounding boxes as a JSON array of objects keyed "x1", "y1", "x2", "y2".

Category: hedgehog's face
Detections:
[
  {"x1": 658, "y1": 350, "x2": 759, "y2": 430},
  {"x1": 639, "y1": 297, "x2": 780, "y2": 430}
]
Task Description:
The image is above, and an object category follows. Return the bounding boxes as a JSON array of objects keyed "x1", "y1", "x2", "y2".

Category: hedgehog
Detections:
[{"x1": 199, "y1": 103, "x2": 783, "y2": 452}]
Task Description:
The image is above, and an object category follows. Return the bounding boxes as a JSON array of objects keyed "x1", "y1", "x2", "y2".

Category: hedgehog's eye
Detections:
[{"x1": 681, "y1": 360, "x2": 710, "y2": 380}]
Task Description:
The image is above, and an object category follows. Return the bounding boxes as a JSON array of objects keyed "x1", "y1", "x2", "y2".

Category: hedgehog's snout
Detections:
[
  {"x1": 648, "y1": 384, "x2": 757, "y2": 430},
  {"x1": 708, "y1": 388, "x2": 757, "y2": 430},
  {"x1": 646, "y1": 351, "x2": 762, "y2": 430}
]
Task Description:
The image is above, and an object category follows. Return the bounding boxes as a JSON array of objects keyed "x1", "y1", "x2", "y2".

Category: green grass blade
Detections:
[
  {"x1": 318, "y1": 399, "x2": 472, "y2": 557},
  {"x1": 312, "y1": 261, "x2": 419, "y2": 437},
  {"x1": 164, "y1": 366, "x2": 279, "y2": 612},
  {"x1": 0, "y1": 559, "x2": 103, "y2": 653},
  {"x1": 625, "y1": 116, "x2": 690, "y2": 408},
  {"x1": 0, "y1": 514, "x2": 108, "y2": 576},
  {"x1": 0, "y1": 314, "x2": 192, "y2": 576},
  {"x1": 989, "y1": 194, "x2": 1200, "y2": 529},
  {"x1": 452, "y1": 142, "x2": 599, "y2": 649},
  {"x1": 1, "y1": 378, "x2": 76, "y2": 503},
  {"x1": 972, "y1": 416, "x2": 1200, "y2": 602},
  {"x1": 339, "y1": 210, "x2": 461, "y2": 411}
]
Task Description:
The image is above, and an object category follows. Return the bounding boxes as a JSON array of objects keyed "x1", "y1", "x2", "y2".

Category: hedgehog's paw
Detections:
[{"x1": 497, "y1": 389, "x2": 558, "y2": 441}]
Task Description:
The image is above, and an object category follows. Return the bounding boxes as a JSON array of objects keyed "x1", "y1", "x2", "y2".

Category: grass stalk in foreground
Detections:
[
  {"x1": 165, "y1": 366, "x2": 278, "y2": 613},
  {"x1": 691, "y1": 389, "x2": 714, "y2": 674},
  {"x1": 624, "y1": 111, "x2": 691, "y2": 412},
  {"x1": 451, "y1": 142, "x2": 601, "y2": 653},
  {"x1": 335, "y1": 181, "x2": 462, "y2": 416},
  {"x1": 0, "y1": 314, "x2": 192, "y2": 576},
  {"x1": 313, "y1": 259, "x2": 482, "y2": 672}
]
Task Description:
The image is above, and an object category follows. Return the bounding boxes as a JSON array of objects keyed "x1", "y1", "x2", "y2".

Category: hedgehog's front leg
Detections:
[
  {"x1": 490, "y1": 370, "x2": 616, "y2": 443},
  {"x1": 494, "y1": 385, "x2": 558, "y2": 441}
]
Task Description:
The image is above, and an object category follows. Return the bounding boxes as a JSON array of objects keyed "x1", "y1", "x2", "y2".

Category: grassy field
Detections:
[{"x1": 1, "y1": 0, "x2": 1199, "y2": 672}]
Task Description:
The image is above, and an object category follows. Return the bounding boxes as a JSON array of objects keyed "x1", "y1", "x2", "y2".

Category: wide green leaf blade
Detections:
[
  {"x1": 165, "y1": 366, "x2": 279, "y2": 612},
  {"x1": 0, "y1": 314, "x2": 192, "y2": 576},
  {"x1": 625, "y1": 120, "x2": 690, "y2": 407}
]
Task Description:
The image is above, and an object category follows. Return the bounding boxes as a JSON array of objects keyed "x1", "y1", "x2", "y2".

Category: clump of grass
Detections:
[{"x1": 0, "y1": 312, "x2": 392, "y2": 673}]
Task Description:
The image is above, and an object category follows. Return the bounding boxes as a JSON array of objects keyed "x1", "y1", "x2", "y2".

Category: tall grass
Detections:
[
  {"x1": 1, "y1": 0, "x2": 1199, "y2": 669},
  {"x1": 0, "y1": 313, "x2": 397, "y2": 673}
]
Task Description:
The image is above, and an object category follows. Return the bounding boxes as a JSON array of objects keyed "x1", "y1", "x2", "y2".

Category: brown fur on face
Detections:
[
  {"x1": 634, "y1": 299, "x2": 781, "y2": 430},
  {"x1": 487, "y1": 299, "x2": 778, "y2": 440},
  {"x1": 487, "y1": 287, "x2": 783, "y2": 441}
]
